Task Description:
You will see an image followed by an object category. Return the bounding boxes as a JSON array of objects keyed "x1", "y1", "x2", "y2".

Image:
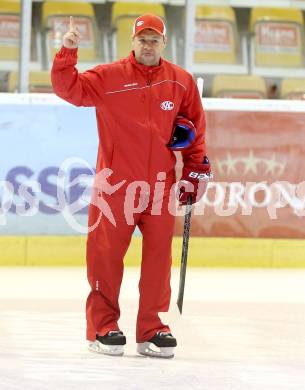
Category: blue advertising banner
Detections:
[{"x1": 0, "y1": 94, "x2": 98, "y2": 234}]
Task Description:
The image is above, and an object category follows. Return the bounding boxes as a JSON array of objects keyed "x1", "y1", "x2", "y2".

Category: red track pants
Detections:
[{"x1": 86, "y1": 185, "x2": 175, "y2": 343}]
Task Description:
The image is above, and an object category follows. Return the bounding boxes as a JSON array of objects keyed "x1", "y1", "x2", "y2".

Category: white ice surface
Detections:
[{"x1": 0, "y1": 267, "x2": 305, "y2": 390}]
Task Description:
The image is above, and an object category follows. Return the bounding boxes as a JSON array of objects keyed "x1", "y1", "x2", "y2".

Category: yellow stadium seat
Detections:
[
  {"x1": 212, "y1": 75, "x2": 267, "y2": 98},
  {"x1": 42, "y1": 1, "x2": 98, "y2": 64},
  {"x1": 250, "y1": 8, "x2": 304, "y2": 68},
  {"x1": 0, "y1": 0, "x2": 20, "y2": 61},
  {"x1": 194, "y1": 6, "x2": 238, "y2": 65},
  {"x1": 111, "y1": 2, "x2": 165, "y2": 60},
  {"x1": 280, "y1": 78, "x2": 305, "y2": 99},
  {"x1": 7, "y1": 71, "x2": 52, "y2": 93}
]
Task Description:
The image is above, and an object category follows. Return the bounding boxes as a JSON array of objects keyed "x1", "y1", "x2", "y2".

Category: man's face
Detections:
[{"x1": 132, "y1": 29, "x2": 166, "y2": 66}]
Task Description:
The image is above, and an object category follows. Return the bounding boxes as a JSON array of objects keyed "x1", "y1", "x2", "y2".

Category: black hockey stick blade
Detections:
[{"x1": 177, "y1": 195, "x2": 192, "y2": 314}]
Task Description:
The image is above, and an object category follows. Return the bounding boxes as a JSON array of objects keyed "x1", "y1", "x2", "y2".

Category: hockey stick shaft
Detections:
[{"x1": 177, "y1": 195, "x2": 192, "y2": 314}]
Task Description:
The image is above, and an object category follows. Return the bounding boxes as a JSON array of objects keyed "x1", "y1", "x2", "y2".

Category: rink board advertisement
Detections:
[
  {"x1": 0, "y1": 95, "x2": 98, "y2": 235},
  {"x1": 174, "y1": 101, "x2": 305, "y2": 238},
  {"x1": 1, "y1": 95, "x2": 305, "y2": 238}
]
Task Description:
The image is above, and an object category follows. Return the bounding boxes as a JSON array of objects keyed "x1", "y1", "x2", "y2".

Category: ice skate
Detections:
[
  {"x1": 137, "y1": 331, "x2": 177, "y2": 359},
  {"x1": 88, "y1": 330, "x2": 126, "y2": 356}
]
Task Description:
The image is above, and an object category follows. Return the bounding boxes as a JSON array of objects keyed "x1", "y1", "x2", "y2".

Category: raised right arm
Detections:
[{"x1": 51, "y1": 16, "x2": 103, "y2": 107}]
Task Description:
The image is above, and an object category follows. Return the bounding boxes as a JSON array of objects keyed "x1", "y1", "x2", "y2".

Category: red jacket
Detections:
[{"x1": 51, "y1": 48, "x2": 206, "y2": 190}]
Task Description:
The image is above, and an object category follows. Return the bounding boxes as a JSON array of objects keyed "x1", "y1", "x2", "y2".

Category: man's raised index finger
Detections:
[{"x1": 70, "y1": 16, "x2": 74, "y2": 30}]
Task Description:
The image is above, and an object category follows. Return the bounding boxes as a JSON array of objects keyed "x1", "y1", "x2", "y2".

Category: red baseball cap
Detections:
[{"x1": 132, "y1": 13, "x2": 166, "y2": 37}]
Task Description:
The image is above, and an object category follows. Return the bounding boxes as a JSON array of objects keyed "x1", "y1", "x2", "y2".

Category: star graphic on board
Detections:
[
  {"x1": 217, "y1": 152, "x2": 238, "y2": 175},
  {"x1": 241, "y1": 150, "x2": 260, "y2": 174},
  {"x1": 216, "y1": 150, "x2": 286, "y2": 177},
  {"x1": 264, "y1": 153, "x2": 286, "y2": 175}
]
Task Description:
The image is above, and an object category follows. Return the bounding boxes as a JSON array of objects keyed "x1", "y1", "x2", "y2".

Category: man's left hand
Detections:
[{"x1": 178, "y1": 157, "x2": 212, "y2": 205}]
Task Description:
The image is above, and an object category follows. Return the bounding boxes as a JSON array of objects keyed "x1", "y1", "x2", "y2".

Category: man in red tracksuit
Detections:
[{"x1": 51, "y1": 13, "x2": 211, "y2": 358}]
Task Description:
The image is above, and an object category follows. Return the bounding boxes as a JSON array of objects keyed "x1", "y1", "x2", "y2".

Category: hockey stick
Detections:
[
  {"x1": 177, "y1": 195, "x2": 192, "y2": 314},
  {"x1": 176, "y1": 77, "x2": 204, "y2": 314}
]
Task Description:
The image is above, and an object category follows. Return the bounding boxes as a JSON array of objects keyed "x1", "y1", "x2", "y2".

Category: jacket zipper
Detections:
[{"x1": 146, "y1": 75, "x2": 152, "y2": 199}]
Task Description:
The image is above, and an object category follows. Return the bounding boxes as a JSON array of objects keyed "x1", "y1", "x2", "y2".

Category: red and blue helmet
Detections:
[{"x1": 167, "y1": 116, "x2": 196, "y2": 150}]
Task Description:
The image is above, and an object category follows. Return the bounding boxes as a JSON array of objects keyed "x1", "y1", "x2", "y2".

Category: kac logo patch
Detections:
[{"x1": 160, "y1": 101, "x2": 174, "y2": 111}]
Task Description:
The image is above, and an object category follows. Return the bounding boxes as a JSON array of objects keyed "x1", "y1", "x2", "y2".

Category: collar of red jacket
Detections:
[{"x1": 129, "y1": 51, "x2": 163, "y2": 74}]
